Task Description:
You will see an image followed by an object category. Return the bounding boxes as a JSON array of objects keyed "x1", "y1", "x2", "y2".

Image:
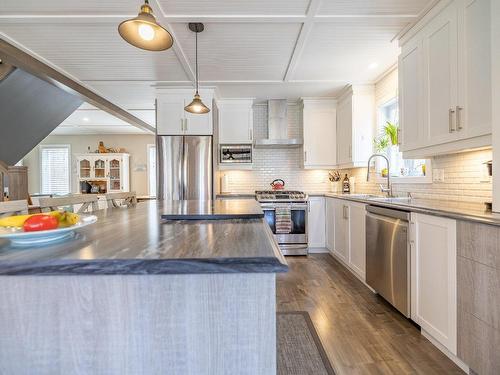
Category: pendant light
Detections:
[
  {"x1": 184, "y1": 23, "x2": 210, "y2": 114},
  {"x1": 118, "y1": 0, "x2": 173, "y2": 51}
]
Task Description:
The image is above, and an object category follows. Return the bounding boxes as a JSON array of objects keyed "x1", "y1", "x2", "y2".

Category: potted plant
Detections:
[{"x1": 373, "y1": 121, "x2": 399, "y2": 177}]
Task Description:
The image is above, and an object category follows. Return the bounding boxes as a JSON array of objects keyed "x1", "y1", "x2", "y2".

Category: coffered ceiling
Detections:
[{"x1": 0, "y1": 0, "x2": 433, "y2": 134}]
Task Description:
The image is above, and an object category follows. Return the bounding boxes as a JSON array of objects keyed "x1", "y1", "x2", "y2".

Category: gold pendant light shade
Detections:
[
  {"x1": 118, "y1": 1, "x2": 173, "y2": 51},
  {"x1": 185, "y1": 93, "x2": 210, "y2": 114}
]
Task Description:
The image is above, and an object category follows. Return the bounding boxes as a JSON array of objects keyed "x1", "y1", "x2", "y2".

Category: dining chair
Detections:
[
  {"x1": 105, "y1": 192, "x2": 137, "y2": 209},
  {"x1": 0, "y1": 200, "x2": 29, "y2": 218},
  {"x1": 38, "y1": 195, "x2": 99, "y2": 214}
]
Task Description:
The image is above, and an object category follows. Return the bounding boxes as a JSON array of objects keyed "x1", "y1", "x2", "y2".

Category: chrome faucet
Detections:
[{"x1": 366, "y1": 154, "x2": 392, "y2": 197}]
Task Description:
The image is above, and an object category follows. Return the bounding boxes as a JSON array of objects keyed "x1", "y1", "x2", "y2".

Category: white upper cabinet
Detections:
[
  {"x1": 156, "y1": 95, "x2": 186, "y2": 135},
  {"x1": 422, "y1": 0, "x2": 459, "y2": 146},
  {"x1": 217, "y1": 99, "x2": 254, "y2": 144},
  {"x1": 399, "y1": 0, "x2": 492, "y2": 157},
  {"x1": 399, "y1": 37, "x2": 426, "y2": 151},
  {"x1": 156, "y1": 89, "x2": 214, "y2": 136},
  {"x1": 459, "y1": 0, "x2": 492, "y2": 138},
  {"x1": 335, "y1": 85, "x2": 375, "y2": 169},
  {"x1": 302, "y1": 99, "x2": 337, "y2": 169}
]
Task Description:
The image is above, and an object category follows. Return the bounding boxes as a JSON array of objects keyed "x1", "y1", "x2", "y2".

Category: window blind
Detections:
[{"x1": 40, "y1": 146, "x2": 70, "y2": 194}]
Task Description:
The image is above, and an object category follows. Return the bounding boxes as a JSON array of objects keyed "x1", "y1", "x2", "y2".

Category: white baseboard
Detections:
[
  {"x1": 308, "y1": 247, "x2": 330, "y2": 254},
  {"x1": 421, "y1": 330, "x2": 469, "y2": 374}
]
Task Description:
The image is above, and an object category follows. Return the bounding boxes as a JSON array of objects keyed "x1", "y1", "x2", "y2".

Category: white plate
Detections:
[{"x1": 0, "y1": 215, "x2": 97, "y2": 247}]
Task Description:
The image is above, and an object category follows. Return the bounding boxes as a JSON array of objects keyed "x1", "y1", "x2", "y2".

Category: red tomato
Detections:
[{"x1": 23, "y1": 215, "x2": 59, "y2": 232}]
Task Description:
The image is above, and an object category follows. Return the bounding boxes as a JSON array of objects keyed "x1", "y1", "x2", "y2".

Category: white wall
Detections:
[
  {"x1": 492, "y1": 1, "x2": 500, "y2": 212},
  {"x1": 23, "y1": 134, "x2": 155, "y2": 196}
]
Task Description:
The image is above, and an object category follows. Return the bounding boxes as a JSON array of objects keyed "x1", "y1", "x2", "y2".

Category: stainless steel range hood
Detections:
[{"x1": 254, "y1": 99, "x2": 302, "y2": 148}]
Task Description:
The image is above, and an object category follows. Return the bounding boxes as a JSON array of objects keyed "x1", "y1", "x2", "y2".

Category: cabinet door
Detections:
[
  {"x1": 303, "y1": 102, "x2": 337, "y2": 169},
  {"x1": 336, "y1": 97, "x2": 352, "y2": 165},
  {"x1": 156, "y1": 96, "x2": 186, "y2": 135},
  {"x1": 109, "y1": 158, "x2": 122, "y2": 191},
  {"x1": 458, "y1": 0, "x2": 492, "y2": 138},
  {"x1": 333, "y1": 200, "x2": 348, "y2": 261},
  {"x1": 93, "y1": 157, "x2": 106, "y2": 179},
  {"x1": 307, "y1": 197, "x2": 325, "y2": 248},
  {"x1": 399, "y1": 38, "x2": 426, "y2": 152},
  {"x1": 78, "y1": 158, "x2": 91, "y2": 179},
  {"x1": 411, "y1": 213, "x2": 457, "y2": 354},
  {"x1": 185, "y1": 110, "x2": 213, "y2": 135},
  {"x1": 348, "y1": 202, "x2": 366, "y2": 279},
  {"x1": 219, "y1": 104, "x2": 253, "y2": 144},
  {"x1": 422, "y1": 0, "x2": 460, "y2": 146},
  {"x1": 325, "y1": 198, "x2": 335, "y2": 252}
]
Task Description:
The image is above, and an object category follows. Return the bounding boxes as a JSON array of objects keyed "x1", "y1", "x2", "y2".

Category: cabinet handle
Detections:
[
  {"x1": 304, "y1": 151, "x2": 307, "y2": 162},
  {"x1": 449, "y1": 108, "x2": 456, "y2": 132},
  {"x1": 456, "y1": 106, "x2": 463, "y2": 130},
  {"x1": 397, "y1": 128, "x2": 401, "y2": 146},
  {"x1": 181, "y1": 119, "x2": 184, "y2": 132},
  {"x1": 184, "y1": 118, "x2": 188, "y2": 132}
]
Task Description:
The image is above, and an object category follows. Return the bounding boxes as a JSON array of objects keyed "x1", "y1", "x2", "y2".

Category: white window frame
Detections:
[
  {"x1": 375, "y1": 97, "x2": 432, "y2": 185},
  {"x1": 39, "y1": 144, "x2": 72, "y2": 195},
  {"x1": 147, "y1": 144, "x2": 156, "y2": 198}
]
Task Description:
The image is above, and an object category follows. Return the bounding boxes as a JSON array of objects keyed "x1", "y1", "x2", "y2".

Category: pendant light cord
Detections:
[{"x1": 195, "y1": 30, "x2": 199, "y2": 95}]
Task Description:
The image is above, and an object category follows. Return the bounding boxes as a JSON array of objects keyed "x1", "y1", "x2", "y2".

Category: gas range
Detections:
[{"x1": 255, "y1": 190, "x2": 308, "y2": 203}]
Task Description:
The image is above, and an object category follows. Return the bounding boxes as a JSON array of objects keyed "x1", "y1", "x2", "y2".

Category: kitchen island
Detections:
[{"x1": 0, "y1": 200, "x2": 287, "y2": 374}]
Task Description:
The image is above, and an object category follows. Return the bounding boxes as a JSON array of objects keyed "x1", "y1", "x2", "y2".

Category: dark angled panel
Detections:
[{"x1": 0, "y1": 68, "x2": 82, "y2": 165}]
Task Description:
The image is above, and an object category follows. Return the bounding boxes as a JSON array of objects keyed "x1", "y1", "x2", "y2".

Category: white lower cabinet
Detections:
[
  {"x1": 347, "y1": 202, "x2": 366, "y2": 279},
  {"x1": 411, "y1": 213, "x2": 457, "y2": 355},
  {"x1": 307, "y1": 197, "x2": 326, "y2": 248},
  {"x1": 325, "y1": 198, "x2": 336, "y2": 252},
  {"x1": 325, "y1": 198, "x2": 366, "y2": 280},
  {"x1": 332, "y1": 199, "x2": 348, "y2": 262}
]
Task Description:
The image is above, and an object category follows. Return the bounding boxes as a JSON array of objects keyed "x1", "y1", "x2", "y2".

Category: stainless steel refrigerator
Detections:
[{"x1": 157, "y1": 136, "x2": 213, "y2": 201}]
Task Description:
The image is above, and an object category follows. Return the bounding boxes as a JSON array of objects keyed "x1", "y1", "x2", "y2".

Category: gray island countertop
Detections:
[
  {"x1": 0, "y1": 200, "x2": 288, "y2": 275},
  {"x1": 161, "y1": 199, "x2": 263, "y2": 220}
]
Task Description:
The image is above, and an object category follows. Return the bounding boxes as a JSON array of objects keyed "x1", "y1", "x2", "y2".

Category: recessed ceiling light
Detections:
[
  {"x1": 368, "y1": 62, "x2": 379, "y2": 70},
  {"x1": 83, "y1": 117, "x2": 90, "y2": 122}
]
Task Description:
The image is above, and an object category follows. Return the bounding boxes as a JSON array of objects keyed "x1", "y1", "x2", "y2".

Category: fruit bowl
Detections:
[{"x1": 0, "y1": 214, "x2": 97, "y2": 247}]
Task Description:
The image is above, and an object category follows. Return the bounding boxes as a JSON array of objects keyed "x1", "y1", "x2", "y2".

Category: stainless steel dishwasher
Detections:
[{"x1": 366, "y1": 205, "x2": 411, "y2": 317}]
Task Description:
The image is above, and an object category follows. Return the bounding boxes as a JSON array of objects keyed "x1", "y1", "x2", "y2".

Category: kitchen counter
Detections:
[
  {"x1": 0, "y1": 200, "x2": 287, "y2": 275},
  {"x1": 322, "y1": 192, "x2": 500, "y2": 226},
  {"x1": 0, "y1": 200, "x2": 284, "y2": 373},
  {"x1": 161, "y1": 198, "x2": 263, "y2": 220}
]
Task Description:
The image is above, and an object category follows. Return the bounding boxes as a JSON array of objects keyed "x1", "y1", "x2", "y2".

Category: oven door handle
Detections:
[{"x1": 260, "y1": 203, "x2": 276, "y2": 210}]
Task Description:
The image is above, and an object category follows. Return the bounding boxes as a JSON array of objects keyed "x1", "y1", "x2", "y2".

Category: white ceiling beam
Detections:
[
  {"x1": 152, "y1": 0, "x2": 195, "y2": 84},
  {"x1": 283, "y1": 0, "x2": 323, "y2": 82}
]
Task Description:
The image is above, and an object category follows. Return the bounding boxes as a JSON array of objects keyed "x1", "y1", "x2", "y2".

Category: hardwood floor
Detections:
[{"x1": 276, "y1": 254, "x2": 464, "y2": 375}]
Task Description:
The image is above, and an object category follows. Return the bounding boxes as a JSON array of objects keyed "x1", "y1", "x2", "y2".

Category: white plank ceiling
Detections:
[{"x1": 0, "y1": 0, "x2": 433, "y2": 134}]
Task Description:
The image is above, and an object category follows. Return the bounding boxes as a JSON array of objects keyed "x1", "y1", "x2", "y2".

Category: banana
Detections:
[{"x1": 0, "y1": 211, "x2": 62, "y2": 228}]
